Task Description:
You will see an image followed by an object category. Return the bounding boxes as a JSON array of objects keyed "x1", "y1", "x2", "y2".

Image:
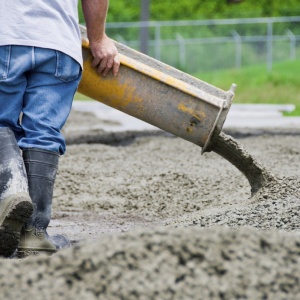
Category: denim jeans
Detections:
[{"x1": 0, "y1": 45, "x2": 82, "y2": 154}]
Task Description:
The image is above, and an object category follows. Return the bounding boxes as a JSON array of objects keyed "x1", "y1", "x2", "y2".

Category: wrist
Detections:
[{"x1": 88, "y1": 32, "x2": 107, "y2": 44}]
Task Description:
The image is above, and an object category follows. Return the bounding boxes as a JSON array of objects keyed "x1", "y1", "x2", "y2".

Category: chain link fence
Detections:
[{"x1": 105, "y1": 16, "x2": 300, "y2": 73}]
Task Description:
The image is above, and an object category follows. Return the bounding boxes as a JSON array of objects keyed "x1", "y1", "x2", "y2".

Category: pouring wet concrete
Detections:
[
  {"x1": 0, "y1": 110, "x2": 300, "y2": 299},
  {"x1": 211, "y1": 132, "x2": 276, "y2": 195}
]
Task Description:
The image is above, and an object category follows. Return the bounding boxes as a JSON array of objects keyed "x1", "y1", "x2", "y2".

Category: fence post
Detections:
[
  {"x1": 287, "y1": 29, "x2": 296, "y2": 60},
  {"x1": 267, "y1": 20, "x2": 273, "y2": 72},
  {"x1": 140, "y1": 0, "x2": 150, "y2": 54},
  {"x1": 176, "y1": 34, "x2": 186, "y2": 68},
  {"x1": 232, "y1": 31, "x2": 242, "y2": 69}
]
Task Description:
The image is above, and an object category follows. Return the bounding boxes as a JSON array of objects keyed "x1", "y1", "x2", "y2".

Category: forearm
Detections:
[
  {"x1": 81, "y1": 0, "x2": 109, "y2": 43},
  {"x1": 81, "y1": 0, "x2": 119, "y2": 76}
]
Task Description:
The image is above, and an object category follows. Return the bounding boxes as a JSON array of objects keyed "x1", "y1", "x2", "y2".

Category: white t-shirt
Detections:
[{"x1": 0, "y1": 0, "x2": 82, "y2": 66}]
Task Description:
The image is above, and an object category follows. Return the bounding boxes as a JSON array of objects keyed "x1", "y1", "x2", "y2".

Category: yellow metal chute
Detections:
[{"x1": 78, "y1": 25, "x2": 236, "y2": 153}]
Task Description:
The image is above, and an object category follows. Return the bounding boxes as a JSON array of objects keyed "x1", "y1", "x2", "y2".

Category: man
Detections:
[{"x1": 0, "y1": 0, "x2": 119, "y2": 257}]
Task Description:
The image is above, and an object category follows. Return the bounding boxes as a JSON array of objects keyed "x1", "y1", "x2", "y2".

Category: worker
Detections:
[{"x1": 0, "y1": 0, "x2": 120, "y2": 257}]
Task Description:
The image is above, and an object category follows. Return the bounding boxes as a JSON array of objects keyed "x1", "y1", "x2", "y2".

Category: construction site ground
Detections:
[{"x1": 1, "y1": 106, "x2": 300, "y2": 299}]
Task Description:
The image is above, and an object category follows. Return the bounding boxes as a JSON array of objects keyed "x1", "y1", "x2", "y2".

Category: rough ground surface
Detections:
[{"x1": 0, "y1": 110, "x2": 300, "y2": 299}]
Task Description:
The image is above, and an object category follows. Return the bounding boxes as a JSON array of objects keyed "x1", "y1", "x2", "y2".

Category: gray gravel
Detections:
[{"x1": 0, "y1": 110, "x2": 299, "y2": 299}]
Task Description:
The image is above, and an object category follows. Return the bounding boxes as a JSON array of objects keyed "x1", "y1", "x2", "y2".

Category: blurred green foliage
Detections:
[
  {"x1": 78, "y1": 0, "x2": 300, "y2": 23},
  {"x1": 78, "y1": 0, "x2": 300, "y2": 44}
]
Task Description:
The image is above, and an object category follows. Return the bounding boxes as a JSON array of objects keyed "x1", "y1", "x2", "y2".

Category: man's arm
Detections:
[{"x1": 81, "y1": 0, "x2": 120, "y2": 76}]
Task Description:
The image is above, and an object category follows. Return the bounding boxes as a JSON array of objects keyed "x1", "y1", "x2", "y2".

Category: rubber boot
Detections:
[
  {"x1": 0, "y1": 127, "x2": 33, "y2": 257},
  {"x1": 18, "y1": 148, "x2": 70, "y2": 256}
]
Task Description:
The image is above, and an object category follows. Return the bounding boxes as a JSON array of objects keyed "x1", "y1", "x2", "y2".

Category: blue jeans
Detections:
[{"x1": 0, "y1": 45, "x2": 82, "y2": 154}]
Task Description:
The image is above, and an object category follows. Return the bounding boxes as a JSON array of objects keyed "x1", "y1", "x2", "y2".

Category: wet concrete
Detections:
[
  {"x1": 211, "y1": 132, "x2": 276, "y2": 195},
  {"x1": 1, "y1": 227, "x2": 300, "y2": 299},
  {"x1": 1, "y1": 105, "x2": 300, "y2": 298}
]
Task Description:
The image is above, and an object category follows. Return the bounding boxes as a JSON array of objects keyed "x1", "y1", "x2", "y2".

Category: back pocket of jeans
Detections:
[
  {"x1": 0, "y1": 46, "x2": 11, "y2": 81},
  {"x1": 55, "y1": 51, "x2": 81, "y2": 82}
]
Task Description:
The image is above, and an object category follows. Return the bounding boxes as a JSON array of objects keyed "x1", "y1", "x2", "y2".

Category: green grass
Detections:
[
  {"x1": 193, "y1": 60, "x2": 300, "y2": 115},
  {"x1": 283, "y1": 106, "x2": 300, "y2": 116},
  {"x1": 74, "y1": 93, "x2": 91, "y2": 100},
  {"x1": 75, "y1": 59, "x2": 300, "y2": 116}
]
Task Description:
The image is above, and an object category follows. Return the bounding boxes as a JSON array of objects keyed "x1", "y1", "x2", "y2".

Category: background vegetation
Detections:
[
  {"x1": 78, "y1": 0, "x2": 300, "y2": 23},
  {"x1": 196, "y1": 60, "x2": 300, "y2": 115}
]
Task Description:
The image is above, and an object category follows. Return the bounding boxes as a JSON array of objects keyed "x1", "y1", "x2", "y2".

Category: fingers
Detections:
[
  {"x1": 94, "y1": 55, "x2": 119, "y2": 77},
  {"x1": 112, "y1": 54, "x2": 120, "y2": 77},
  {"x1": 101, "y1": 55, "x2": 114, "y2": 77},
  {"x1": 94, "y1": 56, "x2": 108, "y2": 75},
  {"x1": 91, "y1": 56, "x2": 101, "y2": 69},
  {"x1": 90, "y1": 38, "x2": 120, "y2": 77}
]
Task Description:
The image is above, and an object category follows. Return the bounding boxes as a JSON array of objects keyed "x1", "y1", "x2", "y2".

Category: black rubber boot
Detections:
[
  {"x1": 18, "y1": 148, "x2": 70, "y2": 256},
  {"x1": 0, "y1": 127, "x2": 33, "y2": 257}
]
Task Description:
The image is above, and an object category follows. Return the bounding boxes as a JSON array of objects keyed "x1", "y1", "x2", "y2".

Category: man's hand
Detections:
[
  {"x1": 81, "y1": 0, "x2": 120, "y2": 77},
  {"x1": 90, "y1": 35, "x2": 120, "y2": 77}
]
